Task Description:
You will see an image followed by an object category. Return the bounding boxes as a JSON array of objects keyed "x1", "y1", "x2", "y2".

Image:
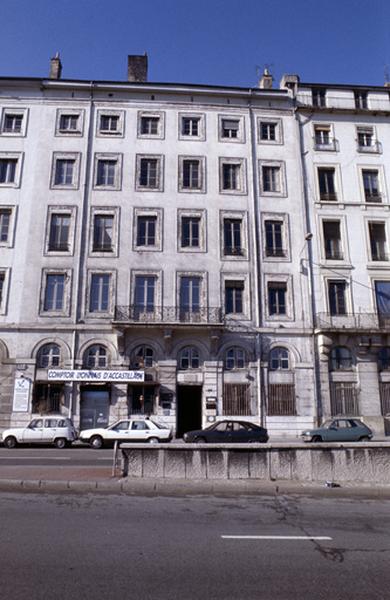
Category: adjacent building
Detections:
[{"x1": 0, "y1": 55, "x2": 388, "y2": 437}]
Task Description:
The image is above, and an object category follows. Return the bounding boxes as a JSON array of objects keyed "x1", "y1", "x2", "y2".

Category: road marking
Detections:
[{"x1": 221, "y1": 535, "x2": 332, "y2": 541}]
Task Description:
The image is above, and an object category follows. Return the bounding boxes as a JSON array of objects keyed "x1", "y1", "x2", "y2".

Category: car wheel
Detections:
[
  {"x1": 90, "y1": 435, "x2": 103, "y2": 449},
  {"x1": 194, "y1": 437, "x2": 206, "y2": 443},
  {"x1": 359, "y1": 436, "x2": 370, "y2": 442},
  {"x1": 148, "y1": 437, "x2": 159, "y2": 444},
  {"x1": 4, "y1": 436, "x2": 17, "y2": 449},
  {"x1": 54, "y1": 438, "x2": 67, "y2": 449},
  {"x1": 311, "y1": 435, "x2": 322, "y2": 443}
]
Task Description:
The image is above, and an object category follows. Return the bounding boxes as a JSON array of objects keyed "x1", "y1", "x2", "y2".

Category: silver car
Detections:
[
  {"x1": 2, "y1": 416, "x2": 77, "y2": 449},
  {"x1": 300, "y1": 418, "x2": 373, "y2": 443}
]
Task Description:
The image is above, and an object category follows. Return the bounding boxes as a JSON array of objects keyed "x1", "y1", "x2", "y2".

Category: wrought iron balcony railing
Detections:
[
  {"x1": 114, "y1": 305, "x2": 224, "y2": 325},
  {"x1": 316, "y1": 312, "x2": 390, "y2": 330}
]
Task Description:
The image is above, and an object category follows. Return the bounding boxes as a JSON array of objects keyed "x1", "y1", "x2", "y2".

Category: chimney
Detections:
[
  {"x1": 279, "y1": 74, "x2": 300, "y2": 96},
  {"x1": 259, "y1": 68, "x2": 273, "y2": 89},
  {"x1": 127, "y1": 54, "x2": 148, "y2": 82},
  {"x1": 49, "y1": 52, "x2": 62, "y2": 80}
]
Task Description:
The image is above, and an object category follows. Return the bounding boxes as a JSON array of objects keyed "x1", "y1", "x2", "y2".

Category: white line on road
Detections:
[{"x1": 221, "y1": 535, "x2": 332, "y2": 541}]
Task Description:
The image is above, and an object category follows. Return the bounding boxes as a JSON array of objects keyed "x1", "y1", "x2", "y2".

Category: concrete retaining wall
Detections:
[{"x1": 121, "y1": 443, "x2": 390, "y2": 484}]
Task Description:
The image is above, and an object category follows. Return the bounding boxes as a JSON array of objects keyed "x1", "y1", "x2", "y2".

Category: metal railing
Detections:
[
  {"x1": 114, "y1": 305, "x2": 224, "y2": 325},
  {"x1": 316, "y1": 312, "x2": 390, "y2": 330}
]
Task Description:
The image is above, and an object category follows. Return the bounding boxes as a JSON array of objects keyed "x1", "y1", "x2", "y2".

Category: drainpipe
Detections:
[
  {"x1": 248, "y1": 92, "x2": 264, "y2": 426},
  {"x1": 294, "y1": 106, "x2": 322, "y2": 426}
]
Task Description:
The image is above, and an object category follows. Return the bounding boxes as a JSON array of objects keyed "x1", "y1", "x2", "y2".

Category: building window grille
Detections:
[
  {"x1": 330, "y1": 382, "x2": 359, "y2": 416},
  {"x1": 267, "y1": 384, "x2": 296, "y2": 415},
  {"x1": 32, "y1": 384, "x2": 62, "y2": 413},
  {"x1": 222, "y1": 384, "x2": 251, "y2": 415}
]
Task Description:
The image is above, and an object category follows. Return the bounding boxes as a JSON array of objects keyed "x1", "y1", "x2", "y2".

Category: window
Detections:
[
  {"x1": 223, "y1": 219, "x2": 242, "y2": 256},
  {"x1": 0, "y1": 159, "x2": 17, "y2": 184},
  {"x1": 354, "y1": 90, "x2": 368, "y2": 109},
  {"x1": 54, "y1": 159, "x2": 75, "y2": 186},
  {"x1": 93, "y1": 214, "x2": 114, "y2": 252},
  {"x1": 136, "y1": 216, "x2": 156, "y2": 247},
  {"x1": 59, "y1": 114, "x2": 78, "y2": 132},
  {"x1": 225, "y1": 281, "x2": 244, "y2": 314},
  {"x1": 37, "y1": 344, "x2": 61, "y2": 368},
  {"x1": 0, "y1": 271, "x2": 5, "y2": 308},
  {"x1": 96, "y1": 159, "x2": 117, "y2": 187},
  {"x1": 220, "y1": 159, "x2": 246, "y2": 193},
  {"x1": 369, "y1": 222, "x2": 388, "y2": 261},
  {"x1": 134, "y1": 275, "x2": 156, "y2": 313},
  {"x1": 268, "y1": 282, "x2": 287, "y2": 316},
  {"x1": 56, "y1": 110, "x2": 84, "y2": 136},
  {"x1": 99, "y1": 114, "x2": 119, "y2": 133},
  {"x1": 51, "y1": 153, "x2": 80, "y2": 189},
  {"x1": 375, "y1": 281, "x2": 390, "y2": 319},
  {"x1": 84, "y1": 345, "x2": 108, "y2": 368},
  {"x1": 181, "y1": 216, "x2": 200, "y2": 248},
  {"x1": 2, "y1": 113, "x2": 23, "y2": 133},
  {"x1": 44, "y1": 274, "x2": 65, "y2": 311},
  {"x1": 222, "y1": 384, "x2": 251, "y2": 415},
  {"x1": 32, "y1": 385, "x2": 62, "y2": 414},
  {"x1": 48, "y1": 213, "x2": 71, "y2": 251},
  {"x1": 265, "y1": 220, "x2": 284, "y2": 257},
  {"x1": 179, "y1": 157, "x2": 204, "y2": 191},
  {"x1": 136, "y1": 155, "x2": 163, "y2": 191},
  {"x1": 312, "y1": 88, "x2": 326, "y2": 107},
  {"x1": 221, "y1": 118, "x2": 240, "y2": 139},
  {"x1": 259, "y1": 121, "x2": 281, "y2": 143},
  {"x1": 314, "y1": 125, "x2": 336, "y2": 151},
  {"x1": 182, "y1": 116, "x2": 199, "y2": 136},
  {"x1": 328, "y1": 280, "x2": 347, "y2": 315},
  {"x1": 132, "y1": 345, "x2": 154, "y2": 368},
  {"x1": 179, "y1": 346, "x2": 200, "y2": 370},
  {"x1": 89, "y1": 274, "x2": 111, "y2": 312},
  {"x1": 270, "y1": 347, "x2": 289, "y2": 370},
  {"x1": 179, "y1": 276, "x2": 201, "y2": 317},
  {"x1": 318, "y1": 167, "x2": 337, "y2": 201},
  {"x1": 330, "y1": 347, "x2": 353, "y2": 371},
  {"x1": 138, "y1": 112, "x2": 164, "y2": 138},
  {"x1": 323, "y1": 221, "x2": 343, "y2": 260},
  {"x1": 262, "y1": 166, "x2": 280, "y2": 193},
  {"x1": 267, "y1": 384, "x2": 296, "y2": 416},
  {"x1": 224, "y1": 347, "x2": 247, "y2": 370},
  {"x1": 378, "y1": 347, "x2": 390, "y2": 371},
  {"x1": 362, "y1": 169, "x2": 381, "y2": 202},
  {"x1": 357, "y1": 126, "x2": 379, "y2": 152},
  {"x1": 0, "y1": 209, "x2": 12, "y2": 243}
]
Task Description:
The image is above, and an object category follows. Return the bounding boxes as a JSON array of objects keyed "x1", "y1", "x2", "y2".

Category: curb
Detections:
[{"x1": 1, "y1": 477, "x2": 390, "y2": 497}]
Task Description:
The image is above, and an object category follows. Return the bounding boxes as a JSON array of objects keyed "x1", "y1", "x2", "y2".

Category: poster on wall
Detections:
[{"x1": 12, "y1": 377, "x2": 31, "y2": 412}]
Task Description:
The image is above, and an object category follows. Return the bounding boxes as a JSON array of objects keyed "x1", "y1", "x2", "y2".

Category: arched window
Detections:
[
  {"x1": 224, "y1": 347, "x2": 247, "y2": 370},
  {"x1": 330, "y1": 346, "x2": 353, "y2": 371},
  {"x1": 84, "y1": 345, "x2": 108, "y2": 369},
  {"x1": 378, "y1": 347, "x2": 390, "y2": 371},
  {"x1": 179, "y1": 346, "x2": 200, "y2": 370},
  {"x1": 37, "y1": 344, "x2": 61, "y2": 368},
  {"x1": 269, "y1": 347, "x2": 289, "y2": 370},
  {"x1": 132, "y1": 345, "x2": 154, "y2": 368}
]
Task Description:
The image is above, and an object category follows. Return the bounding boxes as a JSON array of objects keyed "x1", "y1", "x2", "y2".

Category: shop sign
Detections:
[
  {"x1": 12, "y1": 377, "x2": 31, "y2": 412},
  {"x1": 48, "y1": 369, "x2": 145, "y2": 382}
]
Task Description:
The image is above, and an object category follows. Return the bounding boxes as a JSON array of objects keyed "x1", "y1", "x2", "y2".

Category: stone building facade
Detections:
[{"x1": 0, "y1": 55, "x2": 388, "y2": 437}]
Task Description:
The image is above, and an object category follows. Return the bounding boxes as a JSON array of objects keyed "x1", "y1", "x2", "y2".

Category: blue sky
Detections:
[{"x1": 1, "y1": 0, "x2": 389, "y2": 87}]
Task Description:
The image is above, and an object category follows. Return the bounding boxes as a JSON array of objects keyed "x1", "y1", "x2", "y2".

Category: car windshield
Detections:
[
  {"x1": 149, "y1": 420, "x2": 167, "y2": 430},
  {"x1": 322, "y1": 420, "x2": 334, "y2": 428}
]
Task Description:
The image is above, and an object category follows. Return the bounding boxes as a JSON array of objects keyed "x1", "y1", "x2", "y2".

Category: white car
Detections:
[
  {"x1": 2, "y1": 416, "x2": 77, "y2": 449},
  {"x1": 79, "y1": 418, "x2": 173, "y2": 449}
]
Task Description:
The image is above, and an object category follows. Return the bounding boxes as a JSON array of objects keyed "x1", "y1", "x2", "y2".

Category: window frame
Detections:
[
  {"x1": 219, "y1": 158, "x2": 247, "y2": 195},
  {"x1": 50, "y1": 152, "x2": 81, "y2": 190},
  {"x1": 218, "y1": 114, "x2": 245, "y2": 143},
  {"x1": 86, "y1": 270, "x2": 116, "y2": 317},
  {"x1": 93, "y1": 153, "x2": 122, "y2": 190},
  {"x1": 0, "y1": 205, "x2": 17, "y2": 248},
  {"x1": 133, "y1": 208, "x2": 163, "y2": 252},
  {"x1": 327, "y1": 279, "x2": 349, "y2": 316},
  {"x1": 0, "y1": 268, "x2": 10, "y2": 315},
  {"x1": 257, "y1": 118, "x2": 283, "y2": 145},
  {"x1": 178, "y1": 155, "x2": 206, "y2": 193},
  {"x1": 55, "y1": 109, "x2": 84, "y2": 136},
  {"x1": 45, "y1": 205, "x2": 77, "y2": 256},
  {"x1": 178, "y1": 346, "x2": 201, "y2": 370},
  {"x1": 89, "y1": 207, "x2": 119, "y2": 257},
  {"x1": 0, "y1": 107, "x2": 28, "y2": 137},
  {"x1": 96, "y1": 110, "x2": 125, "y2": 137},
  {"x1": 262, "y1": 214, "x2": 289, "y2": 261},
  {"x1": 178, "y1": 112, "x2": 206, "y2": 141},
  {"x1": 264, "y1": 275, "x2": 293, "y2": 321},
  {"x1": 178, "y1": 209, "x2": 206, "y2": 253},
  {"x1": 359, "y1": 166, "x2": 385, "y2": 204},
  {"x1": 131, "y1": 269, "x2": 162, "y2": 316},
  {"x1": 137, "y1": 111, "x2": 165, "y2": 139},
  {"x1": 259, "y1": 160, "x2": 287, "y2": 197},
  {"x1": 40, "y1": 269, "x2": 72, "y2": 317},
  {"x1": 315, "y1": 164, "x2": 341, "y2": 203},
  {"x1": 135, "y1": 154, "x2": 164, "y2": 192},
  {"x1": 0, "y1": 152, "x2": 23, "y2": 188},
  {"x1": 367, "y1": 220, "x2": 389, "y2": 263}
]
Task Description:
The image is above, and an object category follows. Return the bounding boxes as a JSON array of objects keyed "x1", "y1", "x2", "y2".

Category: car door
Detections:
[
  {"x1": 42, "y1": 418, "x2": 57, "y2": 443},
  {"x1": 207, "y1": 422, "x2": 233, "y2": 443},
  {"x1": 129, "y1": 420, "x2": 150, "y2": 441},
  {"x1": 109, "y1": 421, "x2": 131, "y2": 442},
  {"x1": 22, "y1": 419, "x2": 44, "y2": 443},
  {"x1": 230, "y1": 422, "x2": 250, "y2": 443}
]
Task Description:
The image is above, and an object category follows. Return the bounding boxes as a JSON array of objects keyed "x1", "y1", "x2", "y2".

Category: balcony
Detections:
[
  {"x1": 313, "y1": 137, "x2": 339, "y2": 152},
  {"x1": 113, "y1": 305, "x2": 224, "y2": 327},
  {"x1": 357, "y1": 141, "x2": 382, "y2": 154},
  {"x1": 316, "y1": 312, "x2": 390, "y2": 331}
]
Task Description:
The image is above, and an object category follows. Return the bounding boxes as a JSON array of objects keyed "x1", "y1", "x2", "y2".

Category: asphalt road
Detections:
[
  {"x1": 0, "y1": 491, "x2": 389, "y2": 600},
  {"x1": 0, "y1": 446, "x2": 114, "y2": 466}
]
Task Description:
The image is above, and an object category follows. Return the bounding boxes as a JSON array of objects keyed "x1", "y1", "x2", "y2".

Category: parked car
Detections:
[
  {"x1": 1, "y1": 416, "x2": 77, "y2": 449},
  {"x1": 79, "y1": 418, "x2": 173, "y2": 448},
  {"x1": 300, "y1": 418, "x2": 373, "y2": 443},
  {"x1": 183, "y1": 420, "x2": 269, "y2": 443}
]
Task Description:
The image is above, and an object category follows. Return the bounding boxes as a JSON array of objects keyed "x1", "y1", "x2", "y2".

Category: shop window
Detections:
[
  {"x1": 32, "y1": 384, "x2": 62, "y2": 414},
  {"x1": 37, "y1": 344, "x2": 61, "y2": 368}
]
